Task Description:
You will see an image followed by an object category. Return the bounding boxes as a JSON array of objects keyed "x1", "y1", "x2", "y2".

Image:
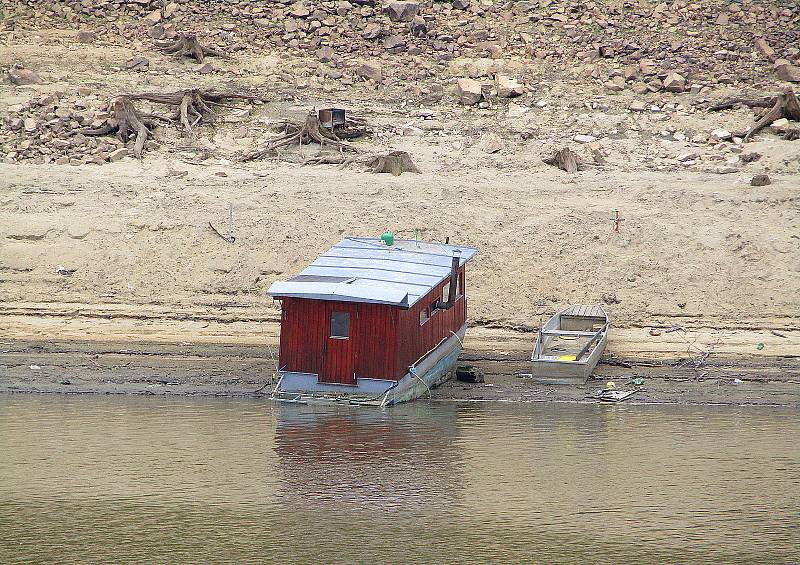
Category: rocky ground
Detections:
[{"x1": 1, "y1": 0, "x2": 798, "y2": 403}]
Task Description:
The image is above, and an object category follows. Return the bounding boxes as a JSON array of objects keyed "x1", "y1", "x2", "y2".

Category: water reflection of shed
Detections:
[{"x1": 273, "y1": 404, "x2": 463, "y2": 509}]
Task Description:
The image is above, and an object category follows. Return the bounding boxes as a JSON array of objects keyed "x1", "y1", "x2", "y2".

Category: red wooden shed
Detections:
[{"x1": 268, "y1": 237, "x2": 478, "y2": 405}]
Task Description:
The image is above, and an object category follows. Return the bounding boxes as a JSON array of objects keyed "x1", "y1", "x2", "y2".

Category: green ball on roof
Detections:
[{"x1": 381, "y1": 231, "x2": 395, "y2": 246}]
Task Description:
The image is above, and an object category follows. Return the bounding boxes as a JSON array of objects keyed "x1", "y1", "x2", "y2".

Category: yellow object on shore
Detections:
[{"x1": 606, "y1": 381, "x2": 616, "y2": 389}]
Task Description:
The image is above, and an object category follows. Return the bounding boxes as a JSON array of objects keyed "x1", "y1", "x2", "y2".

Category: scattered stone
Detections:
[
  {"x1": 755, "y1": 38, "x2": 776, "y2": 62},
  {"x1": 23, "y1": 117, "x2": 37, "y2": 132},
  {"x1": 663, "y1": 72, "x2": 686, "y2": 92},
  {"x1": 677, "y1": 152, "x2": 700, "y2": 162},
  {"x1": 751, "y1": 174, "x2": 771, "y2": 186},
  {"x1": 455, "y1": 77, "x2": 482, "y2": 105},
  {"x1": 774, "y1": 59, "x2": 800, "y2": 82},
  {"x1": 573, "y1": 134, "x2": 597, "y2": 144},
  {"x1": 195, "y1": 62, "x2": 214, "y2": 74},
  {"x1": 480, "y1": 132, "x2": 504, "y2": 154},
  {"x1": 629, "y1": 100, "x2": 647, "y2": 112},
  {"x1": 8, "y1": 65, "x2": 42, "y2": 85},
  {"x1": 771, "y1": 117, "x2": 790, "y2": 132},
  {"x1": 387, "y1": 1, "x2": 419, "y2": 22},
  {"x1": 383, "y1": 35, "x2": 406, "y2": 51},
  {"x1": 710, "y1": 128, "x2": 732, "y2": 141},
  {"x1": 410, "y1": 15, "x2": 427, "y2": 37},
  {"x1": 76, "y1": 30, "x2": 96, "y2": 43},
  {"x1": 356, "y1": 62, "x2": 383, "y2": 82},
  {"x1": 605, "y1": 75, "x2": 625, "y2": 92},
  {"x1": 316, "y1": 46, "x2": 334, "y2": 62},
  {"x1": 496, "y1": 75, "x2": 523, "y2": 98},
  {"x1": 125, "y1": 56, "x2": 150, "y2": 71},
  {"x1": 143, "y1": 9, "x2": 162, "y2": 24}
]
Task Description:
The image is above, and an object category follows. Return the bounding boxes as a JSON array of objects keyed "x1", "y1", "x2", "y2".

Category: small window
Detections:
[
  {"x1": 330, "y1": 312, "x2": 350, "y2": 338},
  {"x1": 419, "y1": 307, "x2": 429, "y2": 326},
  {"x1": 430, "y1": 298, "x2": 439, "y2": 314}
]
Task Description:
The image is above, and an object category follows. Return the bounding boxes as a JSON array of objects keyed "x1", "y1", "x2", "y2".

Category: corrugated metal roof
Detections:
[{"x1": 267, "y1": 237, "x2": 478, "y2": 307}]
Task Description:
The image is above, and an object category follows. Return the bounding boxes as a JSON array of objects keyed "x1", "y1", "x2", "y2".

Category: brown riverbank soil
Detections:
[{"x1": 1, "y1": 320, "x2": 797, "y2": 406}]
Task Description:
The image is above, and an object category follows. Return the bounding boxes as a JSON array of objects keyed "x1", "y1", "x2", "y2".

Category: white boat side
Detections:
[{"x1": 530, "y1": 305, "x2": 609, "y2": 385}]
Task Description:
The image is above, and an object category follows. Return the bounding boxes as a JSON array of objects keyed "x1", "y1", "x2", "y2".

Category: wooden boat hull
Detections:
[{"x1": 530, "y1": 305, "x2": 609, "y2": 385}]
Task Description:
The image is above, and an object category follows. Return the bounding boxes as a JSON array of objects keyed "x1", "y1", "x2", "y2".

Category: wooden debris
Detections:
[
  {"x1": 155, "y1": 32, "x2": 230, "y2": 63},
  {"x1": 368, "y1": 151, "x2": 420, "y2": 175},
  {"x1": 244, "y1": 113, "x2": 366, "y2": 161},
  {"x1": 544, "y1": 147, "x2": 581, "y2": 173},
  {"x1": 710, "y1": 88, "x2": 800, "y2": 141},
  {"x1": 77, "y1": 96, "x2": 159, "y2": 158},
  {"x1": 127, "y1": 89, "x2": 262, "y2": 137},
  {"x1": 76, "y1": 90, "x2": 261, "y2": 158}
]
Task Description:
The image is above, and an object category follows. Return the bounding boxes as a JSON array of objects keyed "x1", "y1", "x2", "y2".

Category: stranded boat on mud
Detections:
[
  {"x1": 267, "y1": 236, "x2": 477, "y2": 406},
  {"x1": 530, "y1": 304, "x2": 610, "y2": 385}
]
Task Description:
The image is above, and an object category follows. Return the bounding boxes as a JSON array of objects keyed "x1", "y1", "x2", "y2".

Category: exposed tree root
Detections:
[
  {"x1": 155, "y1": 33, "x2": 230, "y2": 63},
  {"x1": 76, "y1": 96, "x2": 163, "y2": 158},
  {"x1": 367, "y1": 151, "x2": 420, "y2": 175},
  {"x1": 543, "y1": 147, "x2": 581, "y2": 173},
  {"x1": 243, "y1": 114, "x2": 367, "y2": 161},
  {"x1": 127, "y1": 89, "x2": 263, "y2": 137},
  {"x1": 75, "y1": 89, "x2": 261, "y2": 158},
  {"x1": 710, "y1": 88, "x2": 800, "y2": 141}
]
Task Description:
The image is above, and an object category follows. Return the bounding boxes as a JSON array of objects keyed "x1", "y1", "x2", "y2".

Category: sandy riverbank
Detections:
[
  {"x1": 2, "y1": 13, "x2": 799, "y2": 407},
  {"x1": 1, "y1": 314, "x2": 798, "y2": 406}
]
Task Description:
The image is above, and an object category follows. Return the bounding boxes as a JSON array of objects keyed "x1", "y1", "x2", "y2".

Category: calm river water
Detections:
[{"x1": 0, "y1": 395, "x2": 798, "y2": 564}]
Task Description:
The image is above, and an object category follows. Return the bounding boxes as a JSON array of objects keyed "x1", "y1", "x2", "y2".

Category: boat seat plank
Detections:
[{"x1": 542, "y1": 329, "x2": 601, "y2": 336}]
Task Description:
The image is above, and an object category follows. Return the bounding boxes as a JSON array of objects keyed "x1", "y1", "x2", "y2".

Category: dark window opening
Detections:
[
  {"x1": 330, "y1": 312, "x2": 350, "y2": 338},
  {"x1": 420, "y1": 307, "x2": 430, "y2": 326}
]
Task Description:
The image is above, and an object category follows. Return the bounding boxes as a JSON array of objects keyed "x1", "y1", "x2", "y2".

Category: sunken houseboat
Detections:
[{"x1": 267, "y1": 236, "x2": 478, "y2": 406}]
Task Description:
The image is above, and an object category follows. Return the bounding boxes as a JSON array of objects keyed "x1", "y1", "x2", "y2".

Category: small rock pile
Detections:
[{"x1": 1, "y1": 93, "x2": 136, "y2": 165}]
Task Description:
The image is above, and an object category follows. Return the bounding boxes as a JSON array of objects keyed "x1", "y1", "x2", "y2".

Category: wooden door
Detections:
[{"x1": 320, "y1": 309, "x2": 356, "y2": 384}]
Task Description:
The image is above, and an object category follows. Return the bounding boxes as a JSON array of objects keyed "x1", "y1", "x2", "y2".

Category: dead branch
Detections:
[
  {"x1": 709, "y1": 88, "x2": 800, "y2": 141},
  {"x1": 243, "y1": 113, "x2": 365, "y2": 161},
  {"x1": 301, "y1": 153, "x2": 359, "y2": 167},
  {"x1": 76, "y1": 96, "x2": 159, "y2": 158},
  {"x1": 543, "y1": 147, "x2": 582, "y2": 173},
  {"x1": 709, "y1": 95, "x2": 777, "y2": 112},
  {"x1": 368, "y1": 151, "x2": 420, "y2": 175},
  {"x1": 155, "y1": 32, "x2": 231, "y2": 63}
]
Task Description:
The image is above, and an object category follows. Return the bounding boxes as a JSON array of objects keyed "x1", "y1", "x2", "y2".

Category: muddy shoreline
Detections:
[{"x1": 3, "y1": 331, "x2": 798, "y2": 407}]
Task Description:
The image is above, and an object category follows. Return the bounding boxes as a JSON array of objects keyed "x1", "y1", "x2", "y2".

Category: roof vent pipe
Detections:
[{"x1": 442, "y1": 249, "x2": 461, "y2": 310}]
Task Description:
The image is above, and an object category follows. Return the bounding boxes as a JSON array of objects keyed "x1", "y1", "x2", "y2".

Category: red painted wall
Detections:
[
  {"x1": 394, "y1": 267, "x2": 466, "y2": 377},
  {"x1": 277, "y1": 267, "x2": 467, "y2": 382},
  {"x1": 278, "y1": 297, "x2": 398, "y2": 382}
]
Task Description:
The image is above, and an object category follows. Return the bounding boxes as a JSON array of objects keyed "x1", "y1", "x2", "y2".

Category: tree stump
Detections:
[
  {"x1": 244, "y1": 113, "x2": 365, "y2": 161},
  {"x1": 77, "y1": 96, "x2": 157, "y2": 158},
  {"x1": 155, "y1": 33, "x2": 230, "y2": 63},
  {"x1": 544, "y1": 147, "x2": 581, "y2": 173},
  {"x1": 367, "y1": 151, "x2": 420, "y2": 175}
]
